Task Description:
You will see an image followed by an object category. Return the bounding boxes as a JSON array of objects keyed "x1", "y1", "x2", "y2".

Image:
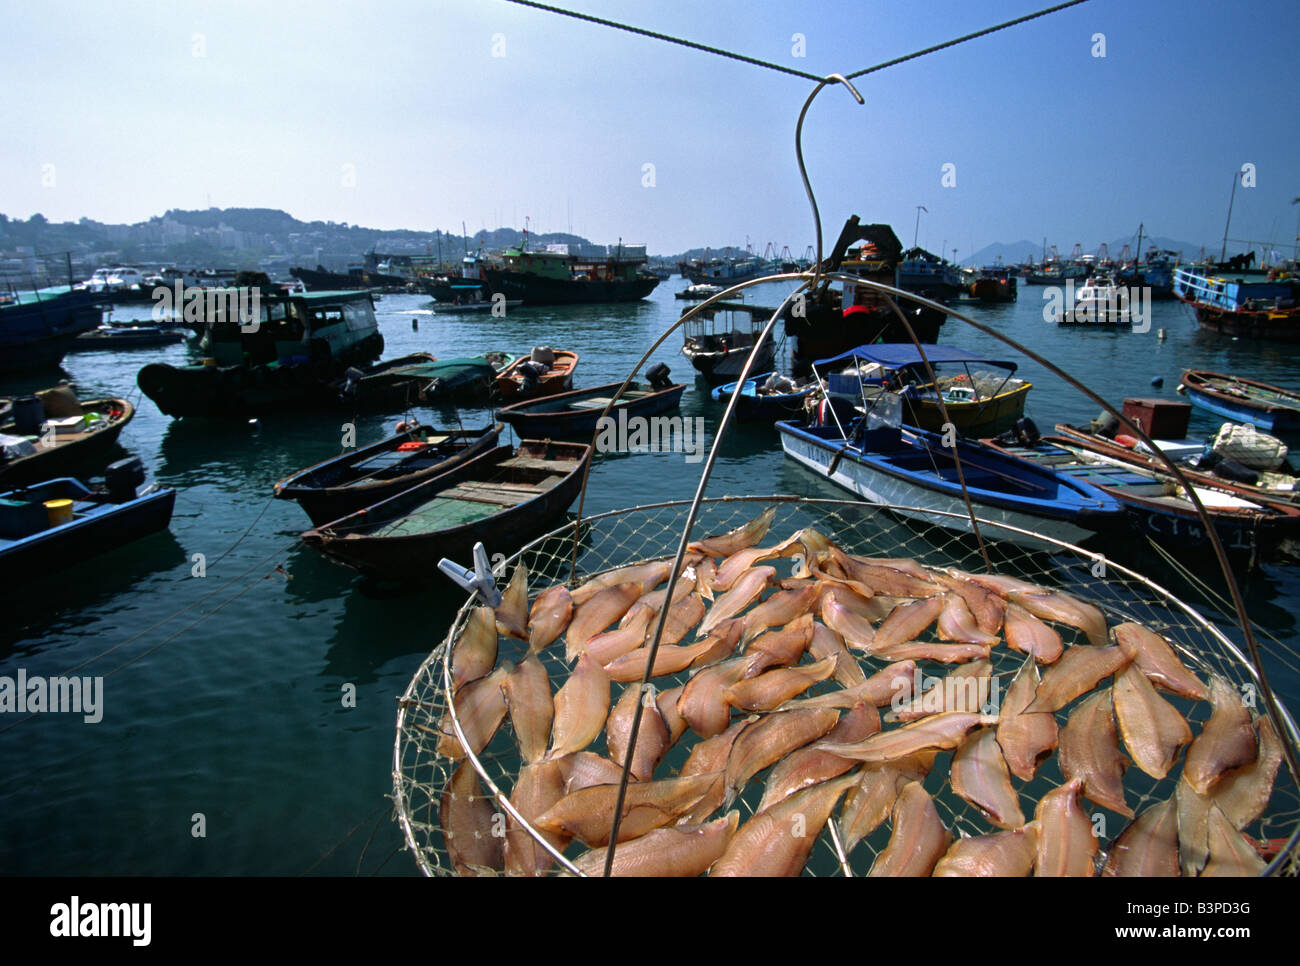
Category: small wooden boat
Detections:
[
  {"x1": 333, "y1": 353, "x2": 441, "y2": 410},
  {"x1": 0, "y1": 458, "x2": 176, "y2": 584},
  {"x1": 777, "y1": 418, "x2": 1125, "y2": 550},
  {"x1": 272, "y1": 422, "x2": 503, "y2": 525},
  {"x1": 814, "y1": 344, "x2": 1032, "y2": 438},
  {"x1": 495, "y1": 347, "x2": 579, "y2": 402},
  {"x1": 1180, "y1": 370, "x2": 1300, "y2": 433},
  {"x1": 301, "y1": 440, "x2": 591, "y2": 580},
  {"x1": 711, "y1": 372, "x2": 814, "y2": 422},
  {"x1": 69, "y1": 325, "x2": 186, "y2": 350},
  {"x1": 982, "y1": 432, "x2": 1300, "y2": 558},
  {"x1": 0, "y1": 387, "x2": 134, "y2": 487},
  {"x1": 494, "y1": 372, "x2": 685, "y2": 438}
]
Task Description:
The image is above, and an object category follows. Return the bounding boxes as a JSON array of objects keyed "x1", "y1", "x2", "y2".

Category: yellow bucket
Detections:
[{"x1": 44, "y1": 499, "x2": 74, "y2": 526}]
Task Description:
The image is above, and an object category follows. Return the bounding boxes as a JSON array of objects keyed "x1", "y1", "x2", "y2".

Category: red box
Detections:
[{"x1": 1121, "y1": 397, "x2": 1191, "y2": 439}]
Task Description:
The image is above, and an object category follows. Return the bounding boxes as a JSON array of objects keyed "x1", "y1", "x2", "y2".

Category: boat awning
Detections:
[{"x1": 812, "y1": 343, "x2": 1018, "y2": 373}]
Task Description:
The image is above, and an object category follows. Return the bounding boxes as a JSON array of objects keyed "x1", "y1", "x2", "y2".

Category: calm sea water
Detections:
[{"x1": 2, "y1": 278, "x2": 1298, "y2": 874}]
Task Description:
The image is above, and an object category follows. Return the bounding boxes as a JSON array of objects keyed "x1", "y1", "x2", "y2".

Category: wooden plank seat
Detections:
[{"x1": 499, "y1": 456, "x2": 582, "y2": 473}]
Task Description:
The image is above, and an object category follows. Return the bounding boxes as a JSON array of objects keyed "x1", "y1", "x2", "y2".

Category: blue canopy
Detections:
[{"x1": 812, "y1": 343, "x2": 1018, "y2": 373}]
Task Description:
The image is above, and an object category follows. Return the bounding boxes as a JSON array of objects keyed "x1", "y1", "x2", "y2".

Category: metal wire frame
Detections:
[{"x1": 391, "y1": 495, "x2": 1300, "y2": 877}]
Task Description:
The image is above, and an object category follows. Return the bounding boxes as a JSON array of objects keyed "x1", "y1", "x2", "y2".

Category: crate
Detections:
[{"x1": 1122, "y1": 397, "x2": 1191, "y2": 440}]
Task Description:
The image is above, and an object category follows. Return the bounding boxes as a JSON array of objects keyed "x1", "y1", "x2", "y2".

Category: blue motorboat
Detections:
[
  {"x1": 0, "y1": 458, "x2": 176, "y2": 583},
  {"x1": 776, "y1": 414, "x2": 1126, "y2": 550},
  {"x1": 0, "y1": 286, "x2": 103, "y2": 372},
  {"x1": 711, "y1": 372, "x2": 814, "y2": 422}
]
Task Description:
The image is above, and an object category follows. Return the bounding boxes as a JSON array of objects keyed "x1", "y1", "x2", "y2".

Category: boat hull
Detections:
[
  {"x1": 777, "y1": 421, "x2": 1120, "y2": 551},
  {"x1": 482, "y1": 269, "x2": 659, "y2": 305},
  {"x1": 495, "y1": 381, "x2": 686, "y2": 438},
  {"x1": 1180, "y1": 371, "x2": 1300, "y2": 433},
  {"x1": 0, "y1": 290, "x2": 103, "y2": 372},
  {"x1": 682, "y1": 341, "x2": 776, "y2": 385},
  {"x1": 0, "y1": 397, "x2": 134, "y2": 487}
]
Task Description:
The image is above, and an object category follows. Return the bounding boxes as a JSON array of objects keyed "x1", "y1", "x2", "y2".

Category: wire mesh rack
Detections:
[{"x1": 393, "y1": 495, "x2": 1300, "y2": 876}]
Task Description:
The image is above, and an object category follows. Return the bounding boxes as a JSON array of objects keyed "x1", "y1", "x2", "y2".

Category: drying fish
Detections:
[
  {"x1": 936, "y1": 592, "x2": 1000, "y2": 647},
  {"x1": 603, "y1": 636, "x2": 732, "y2": 683},
  {"x1": 547, "y1": 654, "x2": 610, "y2": 760},
  {"x1": 505, "y1": 758, "x2": 568, "y2": 876},
  {"x1": 622, "y1": 574, "x2": 694, "y2": 627},
  {"x1": 1111, "y1": 622, "x2": 1208, "y2": 701},
  {"x1": 570, "y1": 560, "x2": 672, "y2": 606},
  {"x1": 934, "y1": 572, "x2": 1005, "y2": 636},
  {"x1": 694, "y1": 557, "x2": 717, "y2": 601},
  {"x1": 1008, "y1": 588, "x2": 1108, "y2": 647},
  {"x1": 723, "y1": 655, "x2": 838, "y2": 713},
  {"x1": 1101, "y1": 798, "x2": 1179, "y2": 877},
  {"x1": 741, "y1": 613, "x2": 814, "y2": 675},
  {"x1": 698, "y1": 566, "x2": 776, "y2": 638},
  {"x1": 1183, "y1": 675, "x2": 1257, "y2": 795},
  {"x1": 723, "y1": 707, "x2": 840, "y2": 806},
  {"x1": 886, "y1": 659, "x2": 991, "y2": 723},
  {"x1": 1026, "y1": 645, "x2": 1131, "y2": 713},
  {"x1": 711, "y1": 773, "x2": 858, "y2": 877},
  {"x1": 1200, "y1": 803, "x2": 1266, "y2": 877},
  {"x1": 437, "y1": 665, "x2": 509, "y2": 759},
  {"x1": 807, "y1": 553, "x2": 878, "y2": 601},
  {"x1": 503, "y1": 654, "x2": 553, "y2": 765},
  {"x1": 1175, "y1": 776, "x2": 1212, "y2": 877},
  {"x1": 997, "y1": 655, "x2": 1059, "y2": 782},
  {"x1": 527, "y1": 584, "x2": 573, "y2": 653},
  {"x1": 807, "y1": 621, "x2": 866, "y2": 688},
  {"x1": 656, "y1": 684, "x2": 689, "y2": 746},
  {"x1": 959, "y1": 571, "x2": 1043, "y2": 598},
  {"x1": 869, "y1": 595, "x2": 945, "y2": 653},
  {"x1": 1212, "y1": 716, "x2": 1282, "y2": 829},
  {"x1": 867, "y1": 640, "x2": 991, "y2": 664},
  {"x1": 951, "y1": 726, "x2": 1026, "y2": 829},
  {"x1": 788, "y1": 660, "x2": 917, "y2": 711},
  {"x1": 818, "y1": 711, "x2": 993, "y2": 763},
  {"x1": 570, "y1": 812, "x2": 740, "y2": 877},
  {"x1": 712, "y1": 546, "x2": 775, "y2": 593},
  {"x1": 535, "y1": 771, "x2": 722, "y2": 846},
  {"x1": 868, "y1": 781, "x2": 952, "y2": 877},
  {"x1": 1058, "y1": 689, "x2": 1132, "y2": 817},
  {"x1": 687, "y1": 506, "x2": 776, "y2": 558},
  {"x1": 763, "y1": 526, "x2": 834, "y2": 576},
  {"x1": 605, "y1": 684, "x2": 670, "y2": 781},
  {"x1": 656, "y1": 590, "x2": 707, "y2": 646},
  {"x1": 494, "y1": 562, "x2": 529, "y2": 641},
  {"x1": 678, "y1": 657, "x2": 750, "y2": 738},
  {"x1": 1003, "y1": 602, "x2": 1064, "y2": 664},
  {"x1": 452, "y1": 606, "x2": 499, "y2": 693},
  {"x1": 735, "y1": 584, "x2": 821, "y2": 644},
  {"x1": 933, "y1": 825, "x2": 1040, "y2": 877},
  {"x1": 757, "y1": 701, "x2": 879, "y2": 813},
  {"x1": 833, "y1": 551, "x2": 939, "y2": 598},
  {"x1": 584, "y1": 606, "x2": 652, "y2": 667},
  {"x1": 1113, "y1": 663, "x2": 1192, "y2": 780},
  {"x1": 565, "y1": 582, "x2": 644, "y2": 662},
  {"x1": 556, "y1": 751, "x2": 627, "y2": 795},
  {"x1": 441, "y1": 761, "x2": 504, "y2": 876},
  {"x1": 1034, "y1": 778, "x2": 1098, "y2": 877},
  {"x1": 677, "y1": 716, "x2": 754, "y2": 823},
  {"x1": 837, "y1": 753, "x2": 935, "y2": 853},
  {"x1": 819, "y1": 593, "x2": 877, "y2": 651}
]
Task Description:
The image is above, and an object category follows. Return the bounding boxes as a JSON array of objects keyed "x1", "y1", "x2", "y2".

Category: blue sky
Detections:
[{"x1": 2, "y1": 0, "x2": 1296, "y2": 257}]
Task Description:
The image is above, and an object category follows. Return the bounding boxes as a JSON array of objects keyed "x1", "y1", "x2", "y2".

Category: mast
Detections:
[
  {"x1": 1135, "y1": 222, "x2": 1143, "y2": 269},
  {"x1": 1221, "y1": 171, "x2": 1238, "y2": 263}
]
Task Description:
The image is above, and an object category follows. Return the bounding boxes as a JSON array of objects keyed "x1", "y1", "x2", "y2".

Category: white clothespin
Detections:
[{"x1": 438, "y1": 542, "x2": 501, "y2": 607}]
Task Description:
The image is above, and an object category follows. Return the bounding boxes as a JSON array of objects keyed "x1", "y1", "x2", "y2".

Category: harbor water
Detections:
[{"x1": 2, "y1": 280, "x2": 1299, "y2": 874}]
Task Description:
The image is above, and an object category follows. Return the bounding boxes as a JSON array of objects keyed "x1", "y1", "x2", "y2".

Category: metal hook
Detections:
[{"x1": 795, "y1": 73, "x2": 864, "y2": 294}]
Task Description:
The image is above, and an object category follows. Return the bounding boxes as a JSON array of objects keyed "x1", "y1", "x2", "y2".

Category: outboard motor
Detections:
[
  {"x1": 1012, "y1": 416, "x2": 1041, "y2": 447},
  {"x1": 105, "y1": 457, "x2": 146, "y2": 503},
  {"x1": 12, "y1": 396, "x2": 44, "y2": 436},
  {"x1": 1090, "y1": 410, "x2": 1120, "y2": 439},
  {"x1": 519, "y1": 361, "x2": 544, "y2": 393},
  {"x1": 646, "y1": 362, "x2": 672, "y2": 390}
]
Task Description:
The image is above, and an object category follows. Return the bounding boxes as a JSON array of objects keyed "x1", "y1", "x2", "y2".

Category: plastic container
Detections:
[{"x1": 44, "y1": 499, "x2": 74, "y2": 526}]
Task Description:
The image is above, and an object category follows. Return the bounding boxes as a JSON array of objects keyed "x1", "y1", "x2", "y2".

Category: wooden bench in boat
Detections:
[
  {"x1": 438, "y1": 475, "x2": 565, "y2": 506},
  {"x1": 499, "y1": 455, "x2": 581, "y2": 473}
]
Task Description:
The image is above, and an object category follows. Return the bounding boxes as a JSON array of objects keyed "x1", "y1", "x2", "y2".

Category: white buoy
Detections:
[{"x1": 1157, "y1": 328, "x2": 1167, "y2": 340}]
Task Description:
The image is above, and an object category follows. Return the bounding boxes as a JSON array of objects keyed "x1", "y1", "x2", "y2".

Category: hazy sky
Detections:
[{"x1": 3, "y1": 0, "x2": 1297, "y2": 258}]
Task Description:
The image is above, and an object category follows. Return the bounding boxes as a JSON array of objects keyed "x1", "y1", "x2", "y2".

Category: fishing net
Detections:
[{"x1": 393, "y1": 495, "x2": 1300, "y2": 876}]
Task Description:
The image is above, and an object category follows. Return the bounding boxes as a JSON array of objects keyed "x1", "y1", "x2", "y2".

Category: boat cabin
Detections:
[{"x1": 200, "y1": 289, "x2": 379, "y2": 368}]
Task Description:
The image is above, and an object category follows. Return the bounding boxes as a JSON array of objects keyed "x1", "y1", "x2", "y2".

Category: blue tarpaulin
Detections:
[{"x1": 812, "y1": 343, "x2": 1018, "y2": 372}]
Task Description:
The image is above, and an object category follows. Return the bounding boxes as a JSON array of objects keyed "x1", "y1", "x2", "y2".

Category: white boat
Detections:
[
  {"x1": 680, "y1": 302, "x2": 775, "y2": 385},
  {"x1": 1056, "y1": 275, "x2": 1132, "y2": 325}
]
